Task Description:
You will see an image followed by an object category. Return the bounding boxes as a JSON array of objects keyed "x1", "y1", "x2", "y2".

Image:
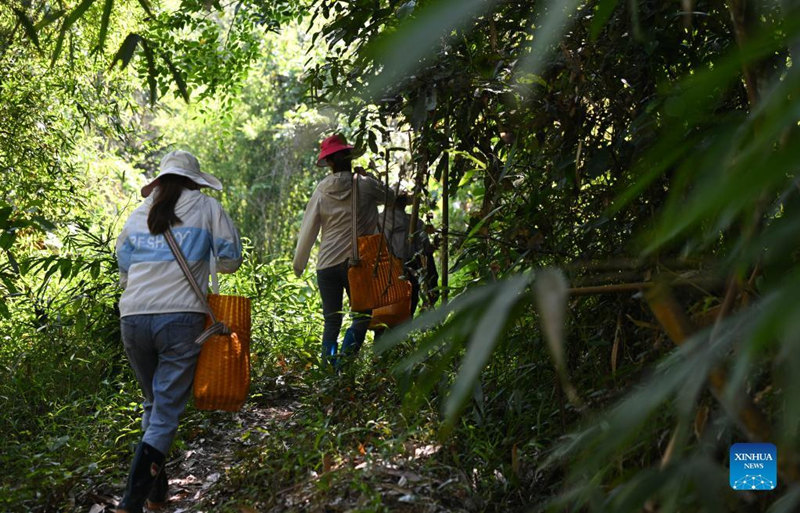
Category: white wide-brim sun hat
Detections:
[{"x1": 141, "y1": 150, "x2": 223, "y2": 197}]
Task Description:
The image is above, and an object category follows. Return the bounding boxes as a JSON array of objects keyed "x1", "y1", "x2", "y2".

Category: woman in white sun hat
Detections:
[{"x1": 114, "y1": 150, "x2": 242, "y2": 513}]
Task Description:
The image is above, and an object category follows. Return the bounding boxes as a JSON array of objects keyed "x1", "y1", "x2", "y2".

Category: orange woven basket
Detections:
[
  {"x1": 193, "y1": 294, "x2": 251, "y2": 412},
  {"x1": 348, "y1": 234, "x2": 412, "y2": 311},
  {"x1": 369, "y1": 294, "x2": 411, "y2": 330}
]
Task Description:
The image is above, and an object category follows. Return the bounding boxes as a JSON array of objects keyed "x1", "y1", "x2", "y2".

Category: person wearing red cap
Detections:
[{"x1": 293, "y1": 134, "x2": 396, "y2": 364}]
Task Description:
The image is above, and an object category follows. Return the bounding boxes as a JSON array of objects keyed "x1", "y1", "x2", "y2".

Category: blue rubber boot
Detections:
[
  {"x1": 321, "y1": 340, "x2": 338, "y2": 369},
  {"x1": 340, "y1": 327, "x2": 357, "y2": 357}
]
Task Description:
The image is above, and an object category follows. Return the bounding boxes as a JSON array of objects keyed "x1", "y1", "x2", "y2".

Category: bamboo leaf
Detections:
[
  {"x1": 94, "y1": 0, "x2": 114, "y2": 54},
  {"x1": 515, "y1": 0, "x2": 582, "y2": 87},
  {"x1": 109, "y1": 33, "x2": 142, "y2": 70},
  {"x1": 0, "y1": 206, "x2": 11, "y2": 227},
  {"x1": 456, "y1": 205, "x2": 503, "y2": 251},
  {"x1": 443, "y1": 273, "x2": 531, "y2": 425},
  {"x1": 365, "y1": 0, "x2": 498, "y2": 97},
  {"x1": 140, "y1": 39, "x2": 158, "y2": 104},
  {"x1": 162, "y1": 52, "x2": 190, "y2": 102},
  {"x1": 374, "y1": 279, "x2": 502, "y2": 354},
  {"x1": 51, "y1": 23, "x2": 67, "y2": 66},
  {"x1": 5, "y1": 251, "x2": 20, "y2": 278},
  {"x1": 0, "y1": 232, "x2": 15, "y2": 251},
  {"x1": 589, "y1": 0, "x2": 619, "y2": 40},
  {"x1": 63, "y1": 0, "x2": 97, "y2": 31},
  {"x1": 608, "y1": 15, "x2": 799, "y2": 220},
  {"x1": 59, "y1": 258, "x2": 72, "y2": 279},
  {"x1": 646, "y1": 116, "x2": 800, "y2": 253},
  {"x1": 12, "y1": 8, "x2": 41, "y2": 54},
  {"x1": 392, "y1": 307, "x2": 481, "y2": 374},
  {"x1": 136, "y1": 0, "x2": 154, "y2": 17},
  {"x1": 767, "y1": 486, "x2": 800, "y2": 513},
  {"x1": 547, "y1": 312, "x2": 747, "y2": 474},
  {"x1": 533, "y1": 268, "x2": 568, "y2": 372},
  {"x1": 611, "y1": 312, "x2": 621, "y2": 375},
  {"x1": 34, "y1": 9, "x2": 64, "y2": 30}
]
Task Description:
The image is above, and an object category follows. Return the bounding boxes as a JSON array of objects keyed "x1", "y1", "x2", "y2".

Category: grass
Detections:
[{"x1": 1, "y1": 252, "x2": 767, "y2": 512}]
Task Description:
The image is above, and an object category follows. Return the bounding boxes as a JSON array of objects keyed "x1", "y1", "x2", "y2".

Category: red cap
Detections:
[{"x1": 316, "y1": 134, "x2": 354, "y2": 167}]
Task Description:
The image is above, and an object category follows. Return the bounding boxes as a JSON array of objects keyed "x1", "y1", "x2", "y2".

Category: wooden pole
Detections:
[
  {"x1": 568, "y1": 282, "x2": 652, "y2": 296},
  {"x1": 408, "y1": 132, "x2": 425, "y2": 244},
  {"x1": 441, "y1": 152, "x2": 449, "y2": 304},
  {"x1": 567, "y1": 276, "x2": 720, "y2": 296}
]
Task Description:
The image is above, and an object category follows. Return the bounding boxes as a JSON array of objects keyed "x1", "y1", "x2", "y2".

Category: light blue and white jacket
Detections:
[{"x1": 116, "y1": 189, "x2": 243, "y2": 317}]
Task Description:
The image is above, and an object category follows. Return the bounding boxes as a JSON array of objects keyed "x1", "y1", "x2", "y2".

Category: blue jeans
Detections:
[
  {"x1": 121, "y1": 312, "x2": 205, "y2": 454},
  {"x1": 317, "y1": 261, "x2": 371, "y2": 356}
]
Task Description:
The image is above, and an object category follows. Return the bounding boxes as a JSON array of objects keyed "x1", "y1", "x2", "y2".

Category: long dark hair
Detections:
[{"x1": 147, "y1": 174, "x2": 198, "y2": 234}]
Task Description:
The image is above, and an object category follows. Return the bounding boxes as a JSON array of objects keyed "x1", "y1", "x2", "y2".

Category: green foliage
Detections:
[
  {"x1": 303, "y1": 0, "x2": 800, "y2": 511},
  {"x1": 0, "y1": 221, "x2": 139, "y2": 511},
  {"x1": 6, "y1": 0, "x2": 800, "y2": 511},
  {"x1": 150, "y1": 23, "x2": 329, "y2": 256}
]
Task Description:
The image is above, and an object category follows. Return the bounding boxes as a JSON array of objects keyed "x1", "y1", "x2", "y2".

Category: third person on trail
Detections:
[
  {"x1": 379, "y1": 189, "x2": 439, "y2": 317},
  {"x1": 293, "y1": 134, "x2": 395, "y2": 364}
]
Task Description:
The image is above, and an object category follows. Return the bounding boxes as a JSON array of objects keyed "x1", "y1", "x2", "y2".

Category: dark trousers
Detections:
[
  {"x1": 317, "y1": 261, "x2": 371, "y2": 353},
  {"x1": 409, "y1": 272, "x2": 420, "y2": 316}
]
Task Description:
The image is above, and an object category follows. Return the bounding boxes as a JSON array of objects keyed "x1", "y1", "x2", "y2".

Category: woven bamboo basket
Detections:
[
  {"x1": 348, "y1": 234, "x2": 411, "y2": 311},
  {"x1": 193, "y1": 294, "x2": 251, "y2": 412},
  {"x1": 369, "y1": 295, "x2": 411, "y2": 330}
]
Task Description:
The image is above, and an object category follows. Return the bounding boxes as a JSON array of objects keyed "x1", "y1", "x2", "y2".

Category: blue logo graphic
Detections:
[{"x1": 729, "y1": 443, "x2": 777, "y2": 490}]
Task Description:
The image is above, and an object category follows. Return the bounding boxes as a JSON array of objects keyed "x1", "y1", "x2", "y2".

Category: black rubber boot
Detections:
[
  {"x1": 145, "y1": 467, "x2": 168, "y2": 510},
  {"x1": 115, "y1": 441, "x2": 165, "y2": 513}
]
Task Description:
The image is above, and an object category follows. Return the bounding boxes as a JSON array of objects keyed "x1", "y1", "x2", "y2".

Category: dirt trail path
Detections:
[
  {"x1": 153, "y1": 401, "x2": 298, "y2": 512},
  {"x1": 88, "y1": 398, "x2": 298, "y2": 513},
  {"x1": 87, "y1": 384, "x2": 472, "y2": 513}
]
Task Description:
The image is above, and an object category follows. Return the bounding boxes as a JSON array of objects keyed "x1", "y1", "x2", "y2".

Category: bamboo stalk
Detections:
[
  {"x1": 441, "y1": 151, "x2": 449, "y2": 304},
  {"x1": 408, "y1": 132, "x2": 426, "y2": 249},
  {"x1": 644, "y1": 284, "x2": 797, "y2": 481},
  {"x1": 568, "y1": 282, "x2": 652, "y2": 295}
]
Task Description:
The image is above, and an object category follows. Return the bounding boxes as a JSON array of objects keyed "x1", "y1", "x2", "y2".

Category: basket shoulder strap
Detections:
[
  {"x1": 351, "y1": 173, "x2": 360, "y2": 265},
  {"x1": 164, "y1": 228, "x2": 230, "y2": 344},
  {"x1": 164, "y1": 228, "x2": 218, "y2": 324}
]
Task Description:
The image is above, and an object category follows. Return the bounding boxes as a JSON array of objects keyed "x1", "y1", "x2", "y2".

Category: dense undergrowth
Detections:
[
  {"x1": 6, "y1": 0, "x2": 800, "y2": 511},
  {"x1": 0, "y1": 226, "x2": 683, "y2": 512}
]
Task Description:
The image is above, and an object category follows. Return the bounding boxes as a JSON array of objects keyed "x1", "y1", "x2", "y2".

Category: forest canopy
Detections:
[{"x1": 3, "y1": 0, "x2": 800, "y2": 511}]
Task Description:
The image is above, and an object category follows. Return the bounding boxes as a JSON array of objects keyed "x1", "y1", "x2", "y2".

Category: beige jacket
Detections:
[{"x1": 293, "y1": 171, "x2": 395, "y2": 276}]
